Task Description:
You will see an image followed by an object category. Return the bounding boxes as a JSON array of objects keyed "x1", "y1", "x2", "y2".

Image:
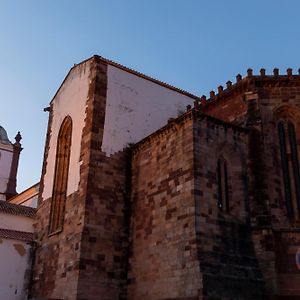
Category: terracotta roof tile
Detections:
[
  {"x1": 0, "y1": 228, "x2": 34, "y2": 242},
  {"x1": 0, "y1": 200, "x2": 36, "y2": 218}
]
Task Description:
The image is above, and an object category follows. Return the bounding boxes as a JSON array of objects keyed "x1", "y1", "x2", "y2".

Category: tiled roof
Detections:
[
  {"x1": 0, "y1": 228, "x2": 34, "y2": 242},
  {"x1": 0, "y1": 200, "x2": 36, "y2": 218}
]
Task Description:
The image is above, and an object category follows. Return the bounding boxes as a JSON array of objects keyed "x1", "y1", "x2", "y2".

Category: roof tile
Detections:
[
  {"x1": 0, "y1": 200, "x2": 36, "y2": 218},
  {"x1": 0, "y1": 228, "x2": 34, "y2": 242}
]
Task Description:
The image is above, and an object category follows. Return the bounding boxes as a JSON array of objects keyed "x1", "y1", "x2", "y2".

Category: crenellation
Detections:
[
  {"x1": 273, "y1": 67, "x2": 279, "y2": 76},
  {"x1": 260, "y1": 68, "x2": 266, "y2": 76},
  {"x1": 226, "y1": 80, "x2": 233, "y2": 88},
  {"x1": 236, "y1": 73, "x2": 242, "y2": 82},
  {"x1": 247, "y1": 68, "x2": 253, "y2": 77},
  {"x1": 217, "y1": 85, "x2": 224, "y2": 94},
  {"x1": 287, "y1": 67, "x2": 293, "y2": 76}
]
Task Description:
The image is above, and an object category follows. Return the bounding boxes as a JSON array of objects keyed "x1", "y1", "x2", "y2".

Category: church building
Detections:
[{"x1": 2, "y1": 56, "x2": 300, "y2": 299}]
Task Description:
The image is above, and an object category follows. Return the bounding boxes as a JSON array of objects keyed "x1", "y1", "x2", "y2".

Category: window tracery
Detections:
[
  {"x1": 278, "y1": 120, "x2": 300, "y2": 218},
  {"x1": 49, "y1": 116, "x2": 72, "y2": 234}
]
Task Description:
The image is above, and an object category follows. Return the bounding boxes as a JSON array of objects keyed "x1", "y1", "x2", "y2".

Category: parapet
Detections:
[{"x1": 191, "y1": 68, "x2": 300, "y2": 110}]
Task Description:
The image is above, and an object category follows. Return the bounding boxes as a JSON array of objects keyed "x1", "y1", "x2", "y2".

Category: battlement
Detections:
[{"x1": 193, "y1": 68, "x2": 300, "y2": 110}]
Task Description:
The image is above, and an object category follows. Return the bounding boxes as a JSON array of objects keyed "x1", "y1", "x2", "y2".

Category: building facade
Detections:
[
  {"x1": 0, "y1": 127, "x2": 22, "y2": 201},
  {"x1": 0, "y1": 200, "x2": 35, "y2": 300},
  {"x1": 0, "y1": 126, "x2": 36, "y2": 300},
  {"x1": 26, "y1": 57, "x2": 300, "y2": 299}
]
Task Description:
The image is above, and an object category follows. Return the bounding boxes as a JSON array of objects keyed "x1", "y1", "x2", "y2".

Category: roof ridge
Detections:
[{"x1": 50, "y1": 55, "x2": 200, "y2": 104}]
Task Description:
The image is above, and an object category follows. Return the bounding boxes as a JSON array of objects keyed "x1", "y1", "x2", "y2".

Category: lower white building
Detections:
[{"x1": 0, "y1": 201, "x2": 35, "y2": 300}]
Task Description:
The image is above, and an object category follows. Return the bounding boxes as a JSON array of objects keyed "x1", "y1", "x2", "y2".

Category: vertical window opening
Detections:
[
  {"x1": 278, "y1": 121, "x2": 293, "y2": 217},
  {"x1": 217, "y1": 157, "x2": 229, "y2": 212},
  {"x1": 288, "y1": 122, "x2": 300, "y2": 217},
  {"x1": 49, "y1": 116, "x2": 72, "y2": 234},
  {"x1": 217, "y1": 159, "x2": 223, "y2": 210},
  {"x1": 224, "y1": 161, "x2": 229, "y2": 212}
]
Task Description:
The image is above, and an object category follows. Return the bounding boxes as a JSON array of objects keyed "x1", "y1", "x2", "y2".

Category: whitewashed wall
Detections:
[
  {"x1": 0, "y1": 214, "x2": 34, "y2": 232},
  {"x1": 0, "y1": 145, "x2": 13, "y2": 199},
  {"x1": 42, "y1": 61, "x2": 91, "y2": 200},
  {"x1": 42, "y1": 59, "x2": 196, "y2": 198},
  {"x1": 20, "y1": 195, "x2": 38, "y2": 208},
  {"x1": 102, "y1": 65, "x2": 194, "y2": 155},
  {"x1": 0, "y1": 238, "x2": 32, "y2": 300},
  {"x1": 0, "y1": 211, "x2": 34, "y2": 300}
]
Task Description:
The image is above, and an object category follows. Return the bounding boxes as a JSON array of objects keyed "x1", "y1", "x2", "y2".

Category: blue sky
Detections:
[{"x1": 1, "y1": 0, "x2": 300, "y2": 191}]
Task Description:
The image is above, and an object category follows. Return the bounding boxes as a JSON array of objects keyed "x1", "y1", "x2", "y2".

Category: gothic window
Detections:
[
  {"x1": 278, "y1": 121, "x2": 300, "y2": 218},
  {"x1": 49, "y1": 116, "x2": 72, "y2": 234},
  {"x1": 217, "y1": 157, "x2": 229, "y2": 212}
]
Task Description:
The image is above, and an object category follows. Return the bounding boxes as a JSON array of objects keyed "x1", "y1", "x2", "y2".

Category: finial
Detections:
[
  {"x1": 201, "y1": 95, "x2": 207, "y2": 105},
  {"x1": 210, "y1": 91, "x2": 215, "y2": 99},
  {"x1": 260, "y1": 68, "x2": 266, "y2": 76},
  {"x1": 298, "y1": 68, "x2": 300, "y2": 75},
  {"x1": 226, "y1": 81, "x2": 232, "y2": 88},
  {"x1": 186, "y1": 104, "x2": 192, "y2": 111},
  {"x1": 273, "y1": 68, "x2": 279, "y2": 76},
  {"x1": 236, "y1": 74, "x2": 242, "y2": 82},
  {"x1": 287, "y1": 68, "x2": 292, "y2": 76},
  {"x1": 247, "y1": 68, "x2": 253, "y2": 77},
  {"x1": 218, "y1": 85, "x2": 224, "y2": 94},
  {"x1": 14, "y1": 132, "x2": 22, "y2": 145}
]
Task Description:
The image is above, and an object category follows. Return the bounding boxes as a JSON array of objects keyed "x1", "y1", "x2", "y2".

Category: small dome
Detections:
[{"x1": 0, "y1": 126, "x2": 12, "y2": 145}]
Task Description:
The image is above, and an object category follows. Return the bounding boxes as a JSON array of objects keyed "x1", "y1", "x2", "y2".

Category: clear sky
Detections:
[{"x1": 1, "y1": 0, "x2": 300, "y2": 192}]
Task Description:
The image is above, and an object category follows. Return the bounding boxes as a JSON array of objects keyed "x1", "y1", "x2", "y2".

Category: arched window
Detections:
[
  {"x1": 278, "y1": 121, "x2": 300, "y2": 218},
  {"x1": 217, "y1": 157, "x2": 229, "y2": 212},
  {"x1": 49, "y1": 116, "x2": 72, "y2": 234}
]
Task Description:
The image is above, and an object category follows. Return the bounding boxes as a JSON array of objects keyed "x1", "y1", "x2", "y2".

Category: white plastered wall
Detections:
[
  {"x1": 20, "y1": 195, "x2": 38, "y2": 208},
  {"x1": 42, "y1": 61, "x2": 91, "y2": 200},
  {"x1": 102, "y1": 65, "x2": 195, "y2": 155},
  {"x1": 0, "y1": 213, "x2": 34, "y2": 233},
  {"x1": 0, "y1": 238, "x2": 32, "y2": 300},
  {"x1": 0, "y1": 212, "x2": 34, "y2": 300},
  {"x1": 0, "y1": 145, "x2": 13, "y2": 197}
]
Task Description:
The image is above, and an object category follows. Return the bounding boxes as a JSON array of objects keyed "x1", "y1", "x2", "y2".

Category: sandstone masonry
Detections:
[{"x1": 30, "y1": 58, "x2": 300, "y2": 299}]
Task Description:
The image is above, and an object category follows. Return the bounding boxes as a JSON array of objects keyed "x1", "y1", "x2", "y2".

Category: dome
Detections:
[{"x1": 0, "y1": 126, "x2": 12, "y2": 145}]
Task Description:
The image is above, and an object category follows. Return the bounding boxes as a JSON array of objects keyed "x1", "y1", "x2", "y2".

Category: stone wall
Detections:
[
  {"x1": 128, "y1": 114, "x2": 202, "y2": 300},
  {"x1": 76, "y1": 57, "x2": 129, "y2": 300},
  {"x1": 30, "y1": 61, "x2": 300, "y2": 300},
  {"x1": 192, "y1": 112, "x2": 266, "y2": 299},
  {"x1": 198, "y1": 72, "x2": 300, "y2": 298},
  {"x1": 30, "y1": 59, "x2": 98, "y2": 300},
  {"x1": 254, "y1": 79, "x2": 300, "y2": 297},
  {"x1": 200, "y1": 81, "x2": 249, "y2": 125}
]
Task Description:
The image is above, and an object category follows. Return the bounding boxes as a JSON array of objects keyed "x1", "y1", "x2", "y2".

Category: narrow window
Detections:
[
  {"x1": 278, "y1": 122, "x2": 293, "y2": 217},
  {"x1": 288, "y1": 122, "x2": 300, "y2": 217},
  {"x1": 217, "y1": 157, "x2": 229, "y2": 212},
  {"x1": 49, "y1": 116, "x2": 72, "y2": 234},
  {"x1": 223, "y1": 161, "x2": 229, "y2": 211},
  {"x1": 217, "y1": 159, "x2": 223, "y2": 210}
]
